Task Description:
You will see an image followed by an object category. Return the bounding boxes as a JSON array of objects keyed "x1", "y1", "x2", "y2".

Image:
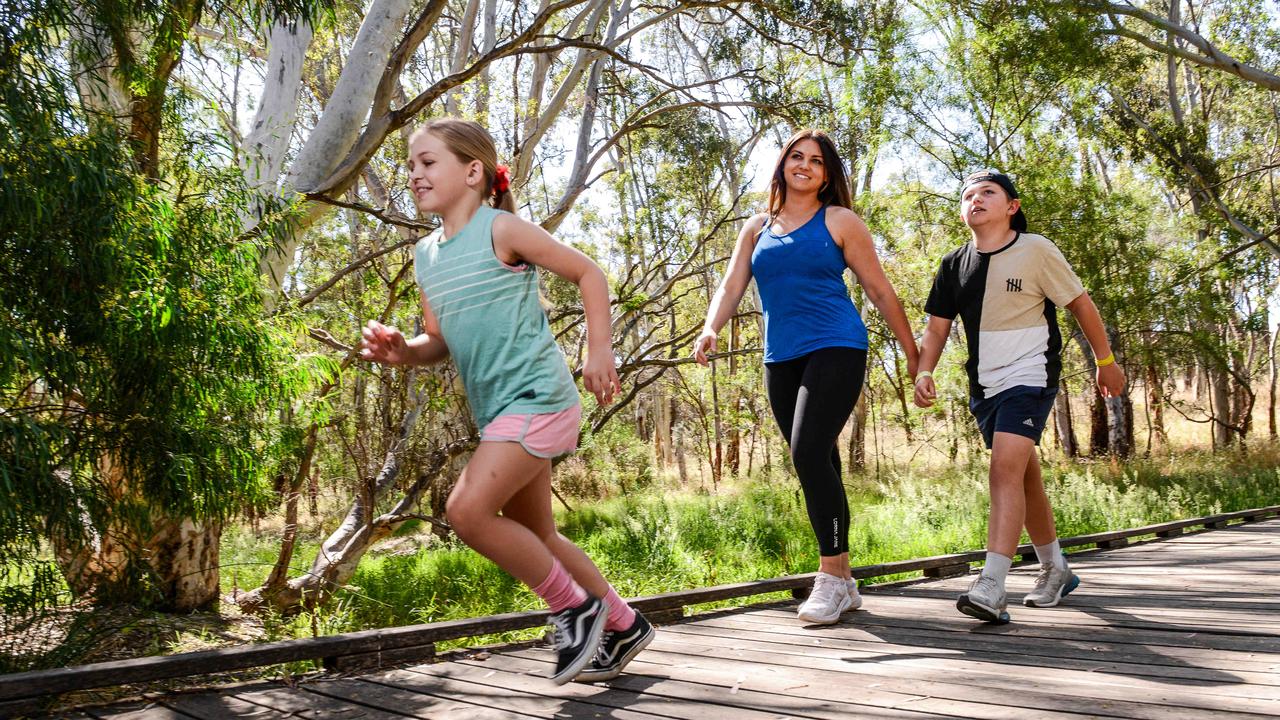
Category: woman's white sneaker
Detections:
[
  {"x1": 797, "y1": 572, "x2": 853, "y2": 624},
  {"x1": 847, "y1": 577, "x2": 864, "y2": 610}
]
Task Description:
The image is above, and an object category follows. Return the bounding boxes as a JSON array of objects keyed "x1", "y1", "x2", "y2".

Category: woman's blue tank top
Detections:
[{"x1": 750, "y1": 206, "x2": 869, "y2": 363}]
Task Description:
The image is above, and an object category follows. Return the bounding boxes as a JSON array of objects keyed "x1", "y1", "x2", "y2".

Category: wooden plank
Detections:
[
  {"x1": 500, "y1": 644, "x2": 1280, "y2": 720},
  {"x1": 743, "y1": 600, "x2": 1280, "y2": 645},
  {"x1": 225, "y1": 684, "x2": 412, "y2": 720},
  {"x1": 679, "y1": 612, "x2": 1280, "y2": 673},
  {"x1": 0, "y1": 637, "x2": 377, "y2": 702},
  {"x1": 922, "y1": 563, "x2": 970, "y2": 579},
  {"x1": 160, "y1": 691, "x2": 295, "y2": 719},
  {"x1": 298, "y1": 677, "x2": 531, "y2": 719},
  {"x1": 738, "y1": 604, "x2": 1280, "y2": 654},
  {"x1": 860, "y1": 583, "x2": 1280, "y2": 622},
  {"x1": 323, "y1": 644, "x2": 435, "y2": 673},
  {"x1": 653, "y1": 623, "x2": 1280, "y2": 699},
  {"x1": 662, "y1": 615, "x2": 1280, "y2": 685},
  {"x1": 84, "y1": 702, "x2": 196, "y2": 719},
  {"x1": 848, "y1": 591, "x2": 1280, "y2": 633},
  {"x1": 470, "y1": 646, "x2": 1115, "y2": 720},
  {"x1": 368, "y1": 667, "x2": 677, "y2": 719},
  {"x1": 619, "y1": 625, "x2": 1280, "y2": 713},
  {"x1": 405, "y1": 661, "x2": 872, "y2": 720}
]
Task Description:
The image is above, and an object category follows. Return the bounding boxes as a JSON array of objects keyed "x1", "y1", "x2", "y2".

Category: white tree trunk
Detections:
[
  {"x1": 445, "y1": 0, "x2": 483, "y2": 115},
  {"x1": 515, "y1": 0, "x2": 611, "y2": 181},
  {"x1": 67, "y1": 9, "x2": 131, "y2": 123},
  {"x1": 261, "y1": 0, "x2": 416, "y2": 291},
  {"x1": 475, "y1": 0, "x2": 499, "y2": 118},
  {"x1": 242, "y1": 20, "x2": 314, "y2": 197}
]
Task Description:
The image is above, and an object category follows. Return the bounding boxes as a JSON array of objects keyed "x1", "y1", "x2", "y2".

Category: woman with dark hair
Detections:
[{"x1": 694, "y1": 129, "x2": 918, "y2": 624}]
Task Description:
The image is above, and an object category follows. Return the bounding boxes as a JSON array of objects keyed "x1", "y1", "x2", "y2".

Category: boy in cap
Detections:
[{"x1": 914, "y1": 170, "x2": 1125, "y2": 623}]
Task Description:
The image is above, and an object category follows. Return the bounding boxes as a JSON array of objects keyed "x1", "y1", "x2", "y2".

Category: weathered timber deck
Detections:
[{"x1": 45, "y1": 519, "x2": 1280, "y2": 719}]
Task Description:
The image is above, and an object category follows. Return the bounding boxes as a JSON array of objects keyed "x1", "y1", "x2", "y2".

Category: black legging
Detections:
[{"x1": 764, "y1": 346, "x2": 867, "y2": 556}]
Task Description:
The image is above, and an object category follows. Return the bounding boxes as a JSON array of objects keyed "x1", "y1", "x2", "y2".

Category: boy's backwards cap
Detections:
[{"x1": 961, "y1": 169, "x2": 1026, "y2": 232}]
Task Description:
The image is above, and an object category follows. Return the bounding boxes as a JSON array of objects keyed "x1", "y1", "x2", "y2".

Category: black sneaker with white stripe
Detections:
[
  {"x1": 575, "y1": 611, "x2": 655, "y2": 682},
  {"x1": 548, "y1": 595, "x2": 608, "y2": 684}
]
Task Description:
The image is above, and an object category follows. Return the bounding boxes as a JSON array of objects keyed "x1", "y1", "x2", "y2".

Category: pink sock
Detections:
[
  {"x1": 531, "y1": 559, "x2": 588, "y2": 613},
  {"x1": 602, "y1": 585, "x2": 636, "y2": 632}
]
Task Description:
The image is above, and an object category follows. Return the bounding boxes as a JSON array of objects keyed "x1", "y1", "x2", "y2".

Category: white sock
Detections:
[
  {"x1": 980, "y1": 552, "x2": 1012, "y2": 585},
  {"x1": 1034, "y1": 540, "x2": 1067, "y2": 570}
]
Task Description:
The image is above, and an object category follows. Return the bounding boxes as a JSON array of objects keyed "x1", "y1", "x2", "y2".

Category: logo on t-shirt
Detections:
[{"x1": 1006, "y1": 277, "x2": 1022, "y2": 292}]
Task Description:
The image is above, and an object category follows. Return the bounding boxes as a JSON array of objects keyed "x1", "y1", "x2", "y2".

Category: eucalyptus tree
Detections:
[
  {"x1": 229, "y1": 0, "x2": 809, "y2": 614},
  {"x1": 1087, "y1": 1, "x2": 1279, "y2": 448},
  {"x1": 1035, "y1": 0, "x2": 1280, "y2": 92},
  {"x1": 923, "y1": 0, "x2": 1279, "y2": 453},
  {"x1": 1, "y1": 0, "x2": 306, "y2": 612},
  {"x1": 875, "y1": 0, "x2": 1162, "y2": 456}
]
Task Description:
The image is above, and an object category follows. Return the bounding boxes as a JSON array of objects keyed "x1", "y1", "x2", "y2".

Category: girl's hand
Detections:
[
  {"x1": 583, "y1": 347, "x2": 621, "y2": 405},
  {"x1": 360, "y1": 320, "x2": 411, "y2": 365},
  {"x1": 692, "y1": 330, "x2": 717, "y2": 366}
]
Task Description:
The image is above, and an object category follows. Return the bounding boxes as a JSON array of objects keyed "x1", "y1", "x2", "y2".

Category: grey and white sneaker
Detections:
[
  {"x1": 797, "y1": 572, "x2": 853, "y2": 624},
  {"x1": 846, "y1": 577, "x2": 864, "y2": 610},
  {"x1": 1023, "y1": 561, "x2": 1080, "y2": 607},
  {"x1": 956, "y1": 574, "x2": 1010, "y2": 623}
]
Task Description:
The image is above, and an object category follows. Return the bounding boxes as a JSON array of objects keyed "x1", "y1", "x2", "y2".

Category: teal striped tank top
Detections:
[{"x1": 414, "y1": 205, "x2": 580, "y2": 430}]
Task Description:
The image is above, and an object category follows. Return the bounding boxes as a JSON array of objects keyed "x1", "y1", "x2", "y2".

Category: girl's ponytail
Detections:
[{"x1": 492, "y1": 163, "x2": 516, "y2": 213}]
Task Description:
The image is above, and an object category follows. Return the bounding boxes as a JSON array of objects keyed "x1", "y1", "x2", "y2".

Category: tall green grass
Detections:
[{"x1": 221, "y1": 447, "x2": 1280, "y2": 640}]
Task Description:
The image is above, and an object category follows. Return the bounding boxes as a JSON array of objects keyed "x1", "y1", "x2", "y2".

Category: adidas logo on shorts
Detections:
[{"x1": 1022, "y1": 418, "x2": 1034, "y2": 427}]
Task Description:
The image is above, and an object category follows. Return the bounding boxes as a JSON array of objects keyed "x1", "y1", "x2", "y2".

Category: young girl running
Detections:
[
  {"x1": 694, "y1": 129, "x2": 919, "y2": 625},
  {"x1": 359, "y1": 118, "x2": 653, "y2": 683}
]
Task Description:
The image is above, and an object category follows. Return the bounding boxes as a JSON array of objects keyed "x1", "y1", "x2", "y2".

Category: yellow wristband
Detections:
[{"x1": 1095, "y1": 353, "x2": 1115, "y2": 367}]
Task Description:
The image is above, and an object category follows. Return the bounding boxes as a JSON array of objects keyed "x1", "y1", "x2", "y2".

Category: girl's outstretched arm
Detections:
[
  {"x1": 360, "y1": 291, "x2": 450, "y2": 366},
  {"x1": 493, "y1": 214, "x2": 620, "y2": 405}
]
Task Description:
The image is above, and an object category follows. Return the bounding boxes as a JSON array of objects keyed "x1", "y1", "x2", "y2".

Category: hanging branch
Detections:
[{"x1": 1085, "y1": 1, "x2": 1280, "y2": 91}]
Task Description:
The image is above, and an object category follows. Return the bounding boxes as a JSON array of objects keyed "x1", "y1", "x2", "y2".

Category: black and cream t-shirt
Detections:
[{"x1": 924, "y1": 232, "x2": 1085, "y2": 399}]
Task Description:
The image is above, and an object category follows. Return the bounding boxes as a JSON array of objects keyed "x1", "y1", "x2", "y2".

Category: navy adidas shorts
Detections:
[{"x1": 969, "y1": 385, "x2": 1058, "y2": 449}]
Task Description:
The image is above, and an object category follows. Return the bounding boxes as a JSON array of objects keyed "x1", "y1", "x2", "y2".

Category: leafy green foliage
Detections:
[
  {"x1": 0, "y1": 0, "x2": 300, "y2": 608},
  {"x1": 220, "y1": 450, "x2": 1280, "y2": 634}
]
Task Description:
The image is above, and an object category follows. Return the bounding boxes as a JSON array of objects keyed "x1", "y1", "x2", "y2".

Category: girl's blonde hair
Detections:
[{"x1": 411, "y1": 118, "x2": 516, "y2": 213}]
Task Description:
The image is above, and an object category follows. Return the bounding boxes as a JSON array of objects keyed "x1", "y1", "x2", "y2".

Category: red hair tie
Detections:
[{"x1": 493, "y1": 164, "x2": 511, "y2": 194}]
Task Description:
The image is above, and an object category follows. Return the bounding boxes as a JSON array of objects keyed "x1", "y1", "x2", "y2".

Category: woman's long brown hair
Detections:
[{"x1": 767, "y1": 129, "x2": 852, "y2": 220}]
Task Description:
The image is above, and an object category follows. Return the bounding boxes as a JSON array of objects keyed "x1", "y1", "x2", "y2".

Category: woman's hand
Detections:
[
  {"x1": 360, "y1": 320, "x2": 411, "y2": 365},
  {"x1": 906, "y1": 350, "x2": 920, "y2": 381},
  {"x1": 693, "y1": 329, "x2": 717, "y2": 366}
]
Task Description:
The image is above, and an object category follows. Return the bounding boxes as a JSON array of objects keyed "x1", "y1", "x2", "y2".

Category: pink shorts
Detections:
[{"x1": 481, "y1": 404, "x2": 582, "y2": 458}]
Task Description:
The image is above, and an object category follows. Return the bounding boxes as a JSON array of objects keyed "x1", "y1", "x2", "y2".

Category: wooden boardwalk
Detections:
[{"x1": 55, "y1": 519, "x2": 1280, "y2": 719}]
